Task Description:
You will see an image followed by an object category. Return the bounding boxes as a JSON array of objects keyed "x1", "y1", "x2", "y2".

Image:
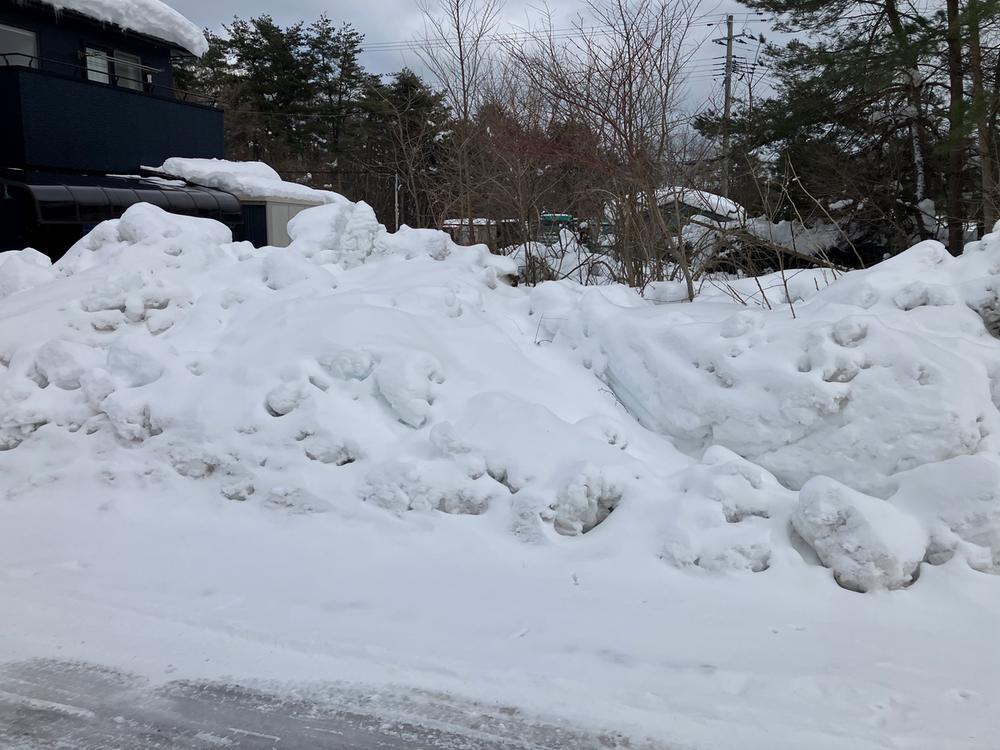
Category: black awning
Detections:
[{"x1": 0, "y1": 169, "x2": 243, "y2": 227}]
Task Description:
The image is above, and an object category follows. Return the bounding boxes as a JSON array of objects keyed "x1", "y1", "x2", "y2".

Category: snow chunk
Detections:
[
  {"x1": 61, "y1": 203, "x2": 232, "y2": 274},
  {"x1": 362, "y1": 460, "x2": 495, "y2": 515},
  {"x1": 889, "y1": 454, "x2": 1000, "y2": 573},
  {"x1": 34, "y1": 340, "x2": 103, "y2": 389},
  {"x1": 372, "y1": 353, "x2": 444, "y2": 428},
  {"x1": 645, "y1": 280, "x2": 689, "y2": 304},
  {"x1": 42, "y1": 0, "x2": 209, "y2": 56},
  {"x1": 0, "y1": 249, "x2": 55, "y2": 298},
  {"x1": 106, "y1": 338, "x2": 165, "y2": 387},
  {"x1": 285, "y1": 198, "x2": 383, "y2": 267},
  {"x1": 550, "y1": 463, "x2": 625, "y2": 536},
  {"x1": 261, "y1": 250, "x2": 335, "y2": 291},
  {"x1": 793, "y1": 477, "x2": 927, "y2": 592}
]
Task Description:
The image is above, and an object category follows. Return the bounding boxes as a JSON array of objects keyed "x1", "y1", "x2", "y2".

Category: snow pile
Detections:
[
  {"x1": 0, "y1": 248, "x2": 55, "y2": 299},
  {"x1": 2, "y1": 205, "x2": 999, "y2": 578},
  {"x1": 1, "y1": 202, "x2": 644, "y2": 540},
  {"x1": 43, "y1": 0, "x2": 209, "y2": 56},
  {"x1": 555, "y1": 240, "x2": 1000, "y2": 495},
  {"x1": 2, "y1": 196, "x2": 1000, "y2": 749},
  {"x1": 155, "y1": 158, "x2": 339, "y2": 203},
  {"x1": 507, "y1": 230, "x2": 616, "y2": 285},
  {"x1": 745, "y1": 216, "x2": 847, "y2": 257}
]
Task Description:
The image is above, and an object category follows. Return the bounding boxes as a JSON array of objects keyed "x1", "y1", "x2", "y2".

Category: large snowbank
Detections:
[
  {"x1": 563, "y1": 240, "x2": 1000, "y2": 495},
  {"x1": 43, "y1": 0, "x2": 208, "y2": 56},
  {"x1": 155, "y1": 158, "x2": 339, "y2": 203},
  {"x1": 2, "y1": 197, "x2": 1000, "y2": 748}
]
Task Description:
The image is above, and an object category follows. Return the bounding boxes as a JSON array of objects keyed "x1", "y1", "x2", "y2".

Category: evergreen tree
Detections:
[
  {"x1": 224, "y1": 16, "x2": 314, "y2": 165},
  {"x1": 356, "y1": 69, "x2": 450, "y2": 226},
  {"x1": 702, "y1": 1, "x2": 1000, "y2": 257},
  {"x1": 172, "y1": 30, "x2": 230, "y2": 103},
  {"x1": 306, "y1": 18, "x2": 368, "y2": 171}
]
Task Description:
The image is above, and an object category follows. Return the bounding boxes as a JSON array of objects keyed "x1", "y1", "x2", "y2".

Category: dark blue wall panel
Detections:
[
  {"x1": 236, "y1": 204, "x2": 268, "y2": 247},
  {"x1": 0, "y1": 66, "x2": 223, "y2": 172}
]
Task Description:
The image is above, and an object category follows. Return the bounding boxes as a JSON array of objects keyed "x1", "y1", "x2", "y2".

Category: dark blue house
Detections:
[{"x1": 0, "y1": 0, "x2": 241, "y2": 256}]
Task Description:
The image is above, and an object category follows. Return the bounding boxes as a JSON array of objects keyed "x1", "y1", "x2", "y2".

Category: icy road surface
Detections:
[{"x1": 0, "y1": 659, "x2": 644, "y2": 750}]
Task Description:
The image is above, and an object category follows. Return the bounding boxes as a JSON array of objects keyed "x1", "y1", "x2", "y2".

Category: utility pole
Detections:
[{"x1": 721, "y1": 14, "x2": 734, "y2": 199}]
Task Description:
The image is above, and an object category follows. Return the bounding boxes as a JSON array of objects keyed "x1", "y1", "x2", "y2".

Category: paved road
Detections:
[{"x1": 0, "y1": 659, "x2": 646, "y2": 749}]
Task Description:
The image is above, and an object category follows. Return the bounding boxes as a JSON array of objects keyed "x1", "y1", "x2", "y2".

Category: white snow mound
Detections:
[
  {"x1": 2, "y1": 200, "x2": 1000, "y2": 593},
  {"x1": 556, "y1": 240, "x2": 1000, "y2": 494}
]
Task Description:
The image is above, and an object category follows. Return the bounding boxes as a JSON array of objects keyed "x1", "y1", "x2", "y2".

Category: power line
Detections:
[{"x1": 362, "y1": 16, "x2": 774, "y2": 53}]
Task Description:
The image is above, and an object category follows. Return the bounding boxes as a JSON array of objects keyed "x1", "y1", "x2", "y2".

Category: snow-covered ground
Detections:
[{"x1": 1, "y1": 197, "x2": 999, "y2": 749}]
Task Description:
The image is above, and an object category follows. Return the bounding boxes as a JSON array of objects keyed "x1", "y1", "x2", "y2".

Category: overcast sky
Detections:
[{"x1": 168, "y1": 0, "x2": 774, "y2": 110}]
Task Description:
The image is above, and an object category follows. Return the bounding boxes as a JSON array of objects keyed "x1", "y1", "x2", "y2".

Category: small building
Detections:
[
  {"x1": 538, "y1": 213, "x2": 575, "y2": 244},
  {"x1": 442, "y1": 218, "x2": 525, "y2": 251},
  {"x1": 242, "y1": 199, "x2": 328, "y2": 248},
  {"x1": 0, "y1": 0, "x2": 240, "y2": 256},
  {"x1": 151, "y1": 158, "x2": 332, "y2": 248},
  {"x1": 442, "y1": 218, "x2": 497, "y2": 247}
]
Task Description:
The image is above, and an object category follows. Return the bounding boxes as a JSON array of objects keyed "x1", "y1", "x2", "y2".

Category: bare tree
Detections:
[
  {"x1": 416, "y1": 0, "x2": 504, "y2": 233},
  {"x1": 510, "y1": 0, "x2": 702, "y2": 295},
  {"x1": 474, "y1": 59, "x2": 595, "y2": 248}
]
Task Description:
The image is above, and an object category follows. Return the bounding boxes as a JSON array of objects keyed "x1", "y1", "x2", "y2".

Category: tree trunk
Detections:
[
  {"x1": 946, "y1": 0, "x2": 966, "y2": 255},
  {"x1": 968, "y1": 0, "x2": 998, "y2": 232},
  {"x1": 884, "y1": 0, "x2": 934, "y2": 239}
]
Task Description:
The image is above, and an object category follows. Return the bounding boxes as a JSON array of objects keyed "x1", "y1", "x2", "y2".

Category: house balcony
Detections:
[{"x1": 0, "y1": 61, "x2": 223, "y2": 174}]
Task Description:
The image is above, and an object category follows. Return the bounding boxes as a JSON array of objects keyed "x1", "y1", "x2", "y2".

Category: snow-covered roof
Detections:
[
  {"x1": 656, "y1": 187, "x2": 745, "y2": 221},
  {"x1": 152, "y1": 158, "x2": 338, "y2": 204},
  {"x1": 40, "y1": 0, "x2": 209, "y2": 56}
]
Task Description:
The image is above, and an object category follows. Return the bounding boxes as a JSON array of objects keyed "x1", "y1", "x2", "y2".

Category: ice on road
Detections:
[{"x1": 0, "y1": 659, "x2": 642, "y2": 750}]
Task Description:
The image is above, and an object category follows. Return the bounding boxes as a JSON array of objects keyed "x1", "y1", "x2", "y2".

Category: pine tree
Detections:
[
  {"x1": 224, "y1": 16, "x2": 315, "y2": 166},
  {"x1": 711, "y1": 0, "x2": 1000, "y2": 257},
  {"x1": 306, "y1": 18, "x2": 368, "y2": 177}
]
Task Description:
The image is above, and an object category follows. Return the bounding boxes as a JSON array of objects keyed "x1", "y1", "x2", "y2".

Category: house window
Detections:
[
  {"x1": 0, "y1": 23, "x2": 37, "y2": 67},
  {"x1": 114, "y1": 51, "x2": 142, "y2": 91},
  {"x1": 84, "y1": 48, "x2": 145, "y2": 90},
  {"x1": 84, "y1": 47, "x2": 111, "y2": 84}
]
